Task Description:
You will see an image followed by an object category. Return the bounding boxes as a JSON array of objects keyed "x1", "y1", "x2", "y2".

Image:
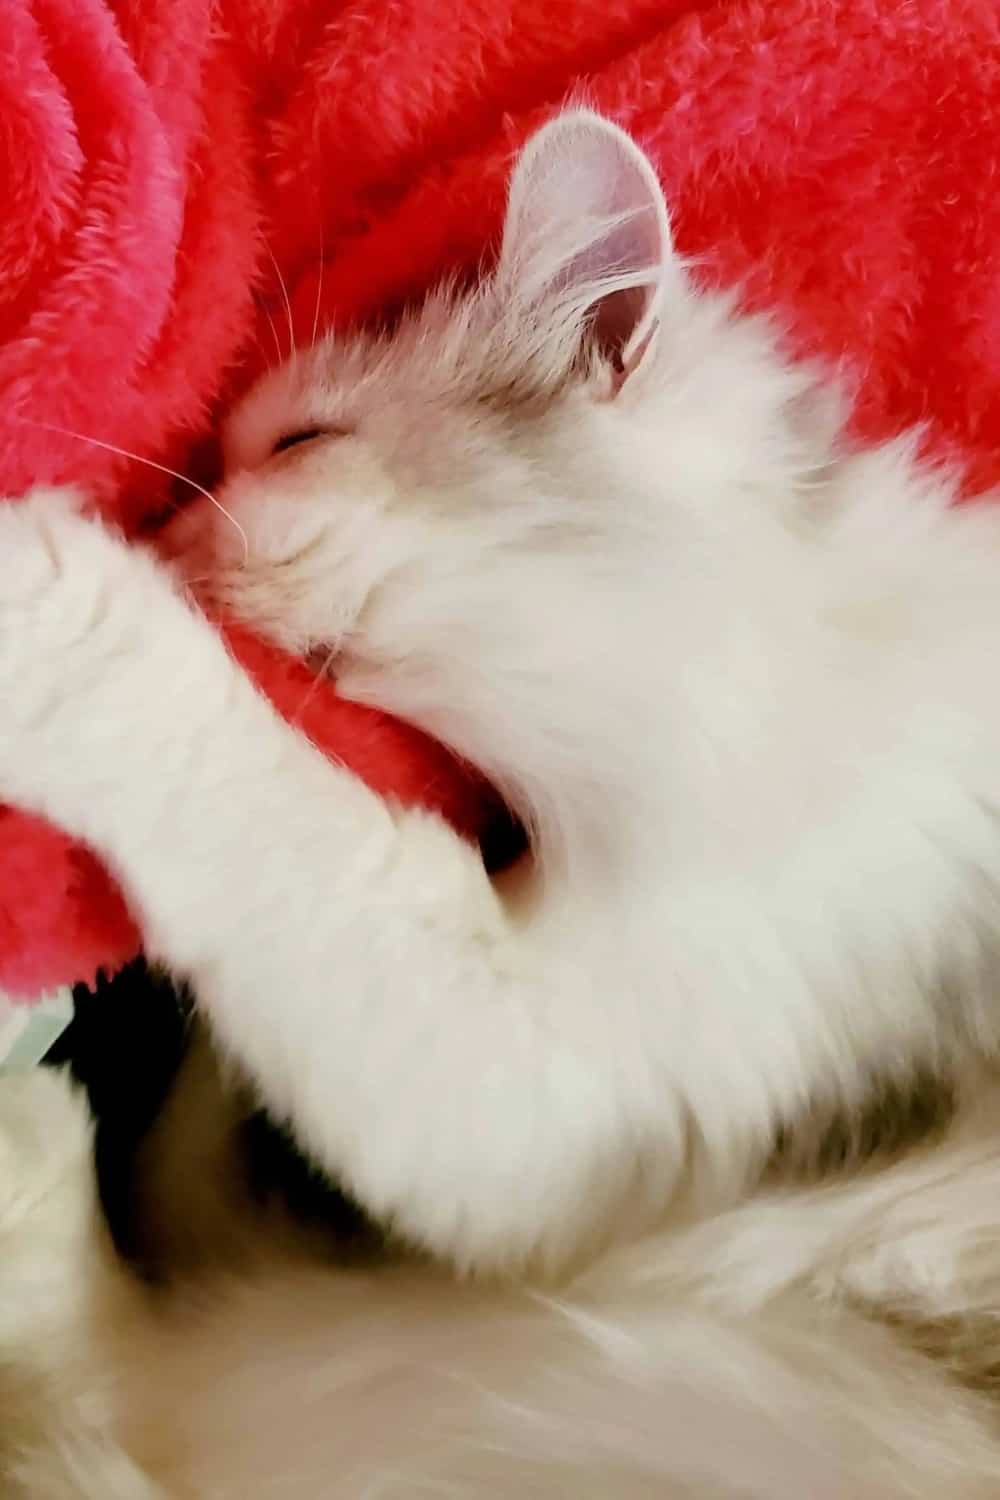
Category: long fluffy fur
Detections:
[
  {"x1": 152, "y1": 114, "x2": 1000, "y2": 1269},
  {"x1": 7, "y1": 1065, "x2": 1000, "y2": 1497}
]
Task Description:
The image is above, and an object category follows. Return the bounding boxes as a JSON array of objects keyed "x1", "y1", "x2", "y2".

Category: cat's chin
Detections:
[
  {"x1": 320, "y1": 657, "x2": 530, "y2": 876},
  {"x1": 326, "y1": 661, "x2": 378, "y2": 705},
  {"x1": 306, "y1": 651, "x2": 387, "y2": 717}
]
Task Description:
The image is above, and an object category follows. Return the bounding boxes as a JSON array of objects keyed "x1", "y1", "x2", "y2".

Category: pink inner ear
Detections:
[
  {"x1": 592, "y1": 286, "x2": 657, "y2": 371},
  {"x1": 615, "y1": 321, "x2": 659, "y2": 395},
  {"x1": 500, "y1": 114, "x2": 672, "y2": 386}
]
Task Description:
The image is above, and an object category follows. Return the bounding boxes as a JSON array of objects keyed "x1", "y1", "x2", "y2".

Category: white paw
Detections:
[
  {"x1": 0, "y1": 487, "x2": 133, "y2": 697},
  {"x1": 0, "y1": 1067, "x2": 94, "y2": 1237},
  {"x1": 0, "y1": 485, "x2": 130, "y2": 620},
  {"x1": 0, "y1": 487, "x2": 185, "y2": 812},
  {"x1": 830, "y1": 1239, "x2": 938, "y2": 1306},
  {"x1": 0, "y1": 1068, "x2": 107, "y2": 1367},
  {"x1": 0, "y1": 485, "x2": 94, "y2": 598}
]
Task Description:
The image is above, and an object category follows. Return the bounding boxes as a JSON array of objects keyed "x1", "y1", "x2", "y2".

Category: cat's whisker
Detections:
[
  {"x1": 292, "y1": 640, "x2": 341, "y2": 724},
  {"x1": 311, "y1": 222, "x2": 325, "y2": 351},
  {"x1": 22, "y1": 421, "x2": 250, "y2": 565},
  {"x1": 258, "y1": 302, "x2": 283, "y2": 370},
  {"x1": 262, "y1": 236, "x2": 297, "y2": 369}
]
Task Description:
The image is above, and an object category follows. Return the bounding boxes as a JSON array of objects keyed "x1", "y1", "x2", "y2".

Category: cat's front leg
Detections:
[
  {"x1": 0, "y1": 485, "x2": 416, "y2": 989},
  {"x1": 0, "y1": 492, "x2": 648, "y2": 1273}
]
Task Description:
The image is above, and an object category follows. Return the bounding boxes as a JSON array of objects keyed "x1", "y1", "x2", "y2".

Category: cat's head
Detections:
[{"x1": 165, "y1": 112, "x2": 828, "y2": 857}]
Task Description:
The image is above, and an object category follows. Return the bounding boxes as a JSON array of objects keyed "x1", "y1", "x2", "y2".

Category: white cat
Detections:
[{"x1": 4, "y1": 111, "x2": 1000, "y2": 1283}]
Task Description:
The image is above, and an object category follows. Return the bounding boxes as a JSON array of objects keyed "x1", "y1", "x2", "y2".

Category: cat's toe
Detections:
[{"x1": 0, "y1": 1066, "x2": 93, "y2": 1236}]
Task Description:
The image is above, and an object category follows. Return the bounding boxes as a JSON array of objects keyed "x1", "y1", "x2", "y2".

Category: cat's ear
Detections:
[{"x1": 497, "y1": 110, "x2": 674, "y2": 385}]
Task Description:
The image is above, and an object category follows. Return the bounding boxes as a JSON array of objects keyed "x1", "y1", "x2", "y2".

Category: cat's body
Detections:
[{"x1": 5, "y1": 110, "x2": 1000, "y2": 1489}]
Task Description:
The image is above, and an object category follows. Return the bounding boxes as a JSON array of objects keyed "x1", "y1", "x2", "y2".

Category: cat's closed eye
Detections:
[{"x1": 272, "y1": 428, "x2": 326, "y2": 456}]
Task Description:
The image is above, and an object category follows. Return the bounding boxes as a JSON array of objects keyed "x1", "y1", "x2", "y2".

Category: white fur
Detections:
[
  {"x1": 6, "y1": 1066, "x2": 1000, "y2": 1497},
  {"x1": 4, "y1": 113, "x2": 1000, "y2": 1278}
]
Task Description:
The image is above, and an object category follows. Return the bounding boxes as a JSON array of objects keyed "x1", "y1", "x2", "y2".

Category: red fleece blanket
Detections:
[{"x1": 3, "y1": 0, "x2": 999, "y2": 997}]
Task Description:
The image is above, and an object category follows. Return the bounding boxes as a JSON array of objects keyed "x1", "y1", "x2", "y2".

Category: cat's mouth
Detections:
[
  {"x1": 302, "y1": 643, "x2": 528, "y2": 877},
  {"x1": 305, "y1": 642, "x2": 342, "y2": 678}
]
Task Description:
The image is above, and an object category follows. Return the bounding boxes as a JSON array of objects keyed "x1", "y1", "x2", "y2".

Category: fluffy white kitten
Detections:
[{"x1": 3, "y1": 112, "x2": 1000, "y2": 1283}]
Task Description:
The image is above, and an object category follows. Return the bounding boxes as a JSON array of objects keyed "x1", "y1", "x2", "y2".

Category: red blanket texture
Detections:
[{"x1": 2, "y1": 0, "x2": 999, "y2": 998}]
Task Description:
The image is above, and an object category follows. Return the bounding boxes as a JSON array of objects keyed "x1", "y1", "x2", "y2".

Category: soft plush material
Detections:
[{"x1": 2, "y1": 0, "x2": 999, "y2": 997}]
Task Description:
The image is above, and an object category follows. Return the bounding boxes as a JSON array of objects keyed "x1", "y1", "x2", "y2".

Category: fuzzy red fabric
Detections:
[{"x1": 2, "y1": 0, "x2": 999, "y2": 996}]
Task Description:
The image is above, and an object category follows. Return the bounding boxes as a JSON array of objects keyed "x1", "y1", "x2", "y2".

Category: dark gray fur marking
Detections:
[{"x1": 769, "y1": 1068, "x2": 957, "y2": 1182}]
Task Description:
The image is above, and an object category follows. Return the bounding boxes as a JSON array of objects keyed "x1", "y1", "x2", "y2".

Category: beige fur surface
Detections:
[{"x1": 7, "y1": 1066, "x2": 1000, "y2": 1498}]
